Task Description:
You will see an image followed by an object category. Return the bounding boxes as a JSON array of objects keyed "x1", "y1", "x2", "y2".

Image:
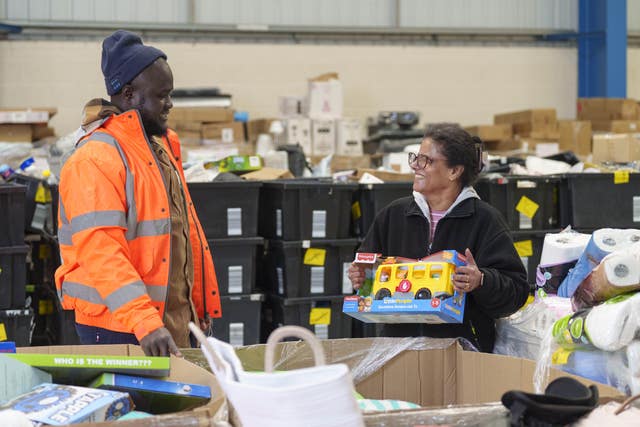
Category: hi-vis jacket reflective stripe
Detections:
[{"x1": 54, "y1": 110, "x2": 221, "y2": 341}]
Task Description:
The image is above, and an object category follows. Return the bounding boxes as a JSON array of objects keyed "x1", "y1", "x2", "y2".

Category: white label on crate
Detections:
[
  {"x1": 342, "y1": 262, "x2": 352, "y2": 294},
  {"x1": 229, "y1": 323, "x2": 244, "y2": 347},
  {"x1": 521, "y1": 257, "x2": 529, "y2": 279},
  {"x1": 519, "y1": 212, "x2": 532, "y2": 230},
  {"x1": 310, "y1": 266, "x2": 325, "y2": 294},
  {"x1": 227, "y1": 207, "x2": 242, "y2": 236},
  {"x1": 276, "y1": 209, "x2": 282, "y2": 237},
  {"x1": 277, "y1": 267, "x2": 284, "y2": 295},
  {"x1": 302, "y1": 240, "x2": 310, "y2": 249},
  {"x1": 222, "y1": 127, "x2": 234, "y2": 143},
  {"x1": 228, "y1": 266, "x2": 243, "y2": 294},
  {"x1": 312, "y1": 210, "x2": 327, "y2": 238},
  {"x1": 314, "y1": 324, "x2": 329, "y2": 340},
  {"x1": 634, "y1": 197, "x2": 640, "y2": 222}
]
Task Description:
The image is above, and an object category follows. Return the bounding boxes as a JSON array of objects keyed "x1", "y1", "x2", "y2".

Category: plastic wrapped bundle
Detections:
[
  {"x1": 536, "y1": 231, "x2": 591, "y2": 294},
  {"x1": 572, "y1": 242, "x2": 640, "y2": 309},
  {"x1": 552, "y1": 292, "x2": 640, "y2": 352},
  {"x1": 557, "y1": 228, "x2": 640, "y2": 298}
]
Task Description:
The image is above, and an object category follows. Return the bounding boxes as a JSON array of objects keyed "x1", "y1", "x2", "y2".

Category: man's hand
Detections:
[
  {"x1": 139, "y1": 327, "x2": 182, "y2": 357},
  {"x1": 348, "y1": 262, "x2": 366, "y2": 291}
]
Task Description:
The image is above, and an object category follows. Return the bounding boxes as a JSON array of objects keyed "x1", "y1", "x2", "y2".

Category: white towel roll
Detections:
[
  {"x1": 585, "y1": 292, "x2": 640, "y2": 351},
  {"x1": 540, "y1": 231, "x2": 591, "y2": 266},
  {"x1": 603, "y1": 242, "x2": 640, "y2": 287}
]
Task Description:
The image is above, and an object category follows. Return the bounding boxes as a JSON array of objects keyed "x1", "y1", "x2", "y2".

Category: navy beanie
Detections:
[{"x1": 101, "y1": 30, "x2": 167, "y2": 96}]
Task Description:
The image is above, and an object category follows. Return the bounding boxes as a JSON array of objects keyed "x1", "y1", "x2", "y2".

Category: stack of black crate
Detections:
[
  {"x1": 188, "y1": 180, "x2": 264, "y2": 346},
  {"x1": 0, "y1": 182, "x2": 33, "y2": 346},
  {"x1": 350, "y1": 180, "x2": 415, "y2": 337},
  {"x1": 475, "y1": 175, "x2": 564, "y2": 289},
  {"x1": 258, "y1": 179, "x2": 359, "y2": 341}
]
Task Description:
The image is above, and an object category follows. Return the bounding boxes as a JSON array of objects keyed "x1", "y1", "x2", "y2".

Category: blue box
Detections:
[{"x1": 343, "y1": 249, "x2": 467, "y2": 324}]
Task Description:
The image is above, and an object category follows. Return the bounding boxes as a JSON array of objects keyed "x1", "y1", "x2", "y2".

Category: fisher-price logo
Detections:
[
  {"x1": 355, "y1": 253, "x2": 379, "y2": 263},
  {"x1": 431, "y1": 299, "x2": 441, "y2": 308}
]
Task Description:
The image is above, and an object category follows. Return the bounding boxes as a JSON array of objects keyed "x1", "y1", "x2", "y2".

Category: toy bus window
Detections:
[
  {"x1": 430, "y1": 264, "x2": 444, "y2": 279},
  {"x1": 412, "y1": 264, "x2": 426, "y2": 279},
  {"x1": 396, "y1": 265, "x2": 409, "y2": 279},
  {"x1": 379, "y1": 267, "x2": 392, "y2": 282}
]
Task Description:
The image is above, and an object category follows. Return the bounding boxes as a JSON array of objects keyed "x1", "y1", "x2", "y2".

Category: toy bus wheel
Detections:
[
  {"x1": 415, "y1": 288, "x2": 432, "y2": 300},
  {"x1": 375, "y1": 288, "x2": 392, "y2": 300}
]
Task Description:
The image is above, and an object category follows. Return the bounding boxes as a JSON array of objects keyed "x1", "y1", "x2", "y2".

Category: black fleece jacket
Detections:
[{"x1": 359, "y1": 195, "x2": 529, "y2": 352}]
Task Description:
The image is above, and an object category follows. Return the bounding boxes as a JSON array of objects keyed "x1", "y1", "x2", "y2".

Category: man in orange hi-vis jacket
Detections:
[{"x1": 55, "y1": 30, "x2": 221, "y2": 357}]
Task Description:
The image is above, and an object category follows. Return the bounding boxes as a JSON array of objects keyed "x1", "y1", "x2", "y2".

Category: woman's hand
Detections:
[
  {"x1": 348, "y1": 263, "x2": 366, "y2": 291},
  {"x1": 453, "y1": 248, "x2": 483, "y2": 293}
]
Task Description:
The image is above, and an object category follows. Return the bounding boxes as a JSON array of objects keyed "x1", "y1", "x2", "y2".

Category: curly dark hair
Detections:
[{"x1": 423, "y1": 123, "x2": 483, "y2": 187}]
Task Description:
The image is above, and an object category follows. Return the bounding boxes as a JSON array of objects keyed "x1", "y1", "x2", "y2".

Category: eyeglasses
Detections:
[{"x1": 408, "y1": 152, "x2": 445, "y2": 169}]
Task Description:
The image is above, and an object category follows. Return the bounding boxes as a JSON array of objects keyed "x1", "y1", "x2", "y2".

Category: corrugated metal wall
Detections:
[
  {"x1": 0, "y1": 0, "x2": 578, "y2": 31},
  {"x1": 1, "y1": 0, "x2": 638, "y2": 33}
]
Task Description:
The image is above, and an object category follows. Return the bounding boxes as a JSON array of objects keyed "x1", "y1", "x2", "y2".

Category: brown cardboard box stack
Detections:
[
  {"x1": 168, "y1": 106, "x2": 242, "y2": 144},
  {"x1": 558, "y1": 120, "x2": 592, "y2": 157},
  {"x1": 492, "y1": 109, "x2": 560, "y2": 154},
  {"x1": 464, "y1": 124, "x2": 517, "y2": 152},
  {"x1": 0, "y1": 108, "x2": 57, "y2": 142},
  {"x1": 592, "y1": 133, "x2": 640, "y2": 163}
]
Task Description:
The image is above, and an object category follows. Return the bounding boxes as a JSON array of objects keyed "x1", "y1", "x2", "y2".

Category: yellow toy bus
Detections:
[{"x1": 371, "y1": 261, "x2": 456, "y2": 300}]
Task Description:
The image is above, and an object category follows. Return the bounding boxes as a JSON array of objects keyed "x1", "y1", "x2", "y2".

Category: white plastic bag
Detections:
[{"x1": 190, "y1": 324, "x2": 364, "y2": 427}]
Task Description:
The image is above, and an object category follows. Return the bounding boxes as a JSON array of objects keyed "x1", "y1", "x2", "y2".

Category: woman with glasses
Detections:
[{"x1": 348, "y1": 123, "x2": 528, "y2": 352}]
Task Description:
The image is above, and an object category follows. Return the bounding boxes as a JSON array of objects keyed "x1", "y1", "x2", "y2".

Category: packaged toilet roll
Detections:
[
  {"x1": 539, "y1": 231, "x2": 592, "y2": 266},
  {"x1": 572, "y1": 242, "x2": 640, "y2": 309},
  {"x1": 627, "y1": 341, "x2": 640, "y2": 394},
  {"x1": 553, "y1": 292, "x2": 640, "y2": 351},
  {"x1": 557, "y1": 228, "x2": 640, "y2": 297}
]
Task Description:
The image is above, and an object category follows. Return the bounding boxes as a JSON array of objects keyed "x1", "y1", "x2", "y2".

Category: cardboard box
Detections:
[
  {"x1": 233, "y1": 339, "x2": 621, "y2": 408},
  {"x1": 278, "y1": 96, "x2": 307, "y2": 118},
  {"x1": 309, "y1": 155, "x2": 371, "y2": 172},
  {"x1": 494, "y1": 109, "x2": 557, "y2": 128},
  {"x1": 308, "y1": 72, "x2": 343, "y2": 120},
  {"x1": 465, "y1": 124, "x2": 512, "y2": 142},
  {"x1": 311, "y1": 119, "x2": 336, "y2": 156},
  {"x1": 202, "y1": 121, "x2": 245, "y2": 143},
  {"x1": 559, "y1": 120, "x2": 592, "y2": 156},
  {"x1": 284, "y1": 118, "x2": 312, "y2": 154},
  {"x1": 578, "y1": 98, "x2": 639, "y2": 121},
  {"x1": 17, "y1": 344, "x2": 226, "y2": 424},
  {"x1": 512, "y1": 122, "x2": 559, "y2": 139},
  {"x1": 592, "y1": 133, "x2": 640, "y2": 163},
  {"x1": 482, "y1": 139, "x2": 522, "y2": 152},
  {"x1": 32, "y1": 124, "x2": 55, "y2": 140},
  {"x1": 0, "y1": 107, "x2": 56, "y2": 124},
  {"x1": 241, "y1": 167, "x2": 294, "y2": 180},
  {"x1": 176, "y1": 129, "x2": 203, "y2": 144},
  {"x1": 0, "y1": 124, "x2": 33, "y2": 142},
  {"x1": 336, "y1": 118, "x2": 364, "y2": 156},
  {"x1": 352, "y1": 168, "x2": 414, "y2": 182},
  {"x1": 591, "y1": 120, "x2": 640, "y2": 133},
  {"x1": 168, "y1": 107, "x2": 234, "y2": 124},
  {"x1": 246, "y1": 118, "x2": 277, "y2": 143}
]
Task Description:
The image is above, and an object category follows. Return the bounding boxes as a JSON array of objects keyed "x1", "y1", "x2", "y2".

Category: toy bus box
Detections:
[{"x1": 343, "y1": 250, "x2": 467, "y2": 324}]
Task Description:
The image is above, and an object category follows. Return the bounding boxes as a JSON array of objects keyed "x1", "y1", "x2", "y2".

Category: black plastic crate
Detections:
[
  {"x1": 188, "y1": 181, "x2": 262, "y2": 238},
  {"x1": 8, "y1": 174, "x2": 56, "y2": 234},
  {"x1": 209, "y1": 237, "x2": 263, "y2": 295},
  {"x1": 475, "y1": 175, "x2": 561, "y2": 231},
  {"x1": 263, "y1": 238, "x2": 359, "y2": 298},
  {"x1": 510, "y1": 230, "x2": 548, "y2": 287},
  {"x1": 258, "y1": 179, "x2": 358, "y2": 240},
  {"x1": 262, "y1": 295, "x2": 351, "y2": 341},
  {"x1": 0, "y1": 245, "x2": 29, "y2": 310},
  {"x1": 560, "y1": 173, "x2": 640, "y2": 229},
  {"x1": 210, "y1": 294, "x2": 264, "y2": 346},
  {"x1": 0, "y1": 183, "x2": 26, "y2": 246},
  {"x1": 0, "y1": 308, "x2": 33, "y2": 346},
  {"x1": 353, "y1": 182, "x2": 413, "y2": 237}
]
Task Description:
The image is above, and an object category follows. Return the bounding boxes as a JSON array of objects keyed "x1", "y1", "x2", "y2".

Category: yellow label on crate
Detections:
[
  {"x1": 309, "y1": 308, "x2": 331, "y2": 325},
  {"x1": 351, "y1": 201, "x2": 361, "y2": 220},
  {"x1": 34, "y1": 183, "x2": 52, "y2": 203},
  {"x1": 39, "y1": 300, "x2": 54, "y2": 315},
  {"x1": 39, "y1": 244, "x2": 51, "y2": 260},
  {"x1": 303, "y1": 248, "x2": 326, "y2": 266},
  {"x1": 0, "y1": 323, "x2": 6, "y2": 341},
  {"x1": 614, "y1": 170, "x2": 630, "y2": 184},
  {"x1": 515, "y1": 196, "x2": 539, "y2": 219},
  {"x1": 514, "y1": 240, "x2": 533, "y2": 257},
  {"x1": 552, "y1": 348, "x2": 572, "y2": 365}
]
